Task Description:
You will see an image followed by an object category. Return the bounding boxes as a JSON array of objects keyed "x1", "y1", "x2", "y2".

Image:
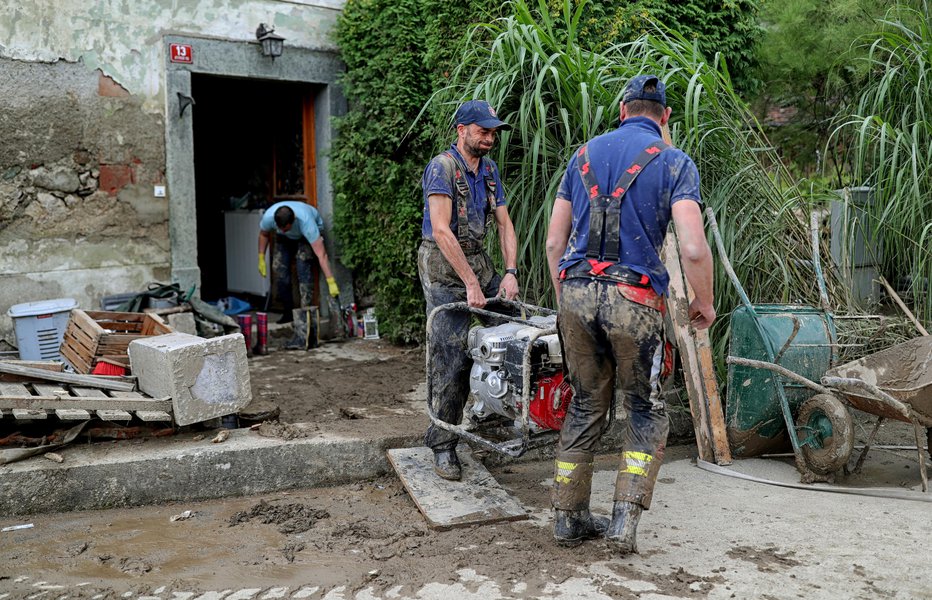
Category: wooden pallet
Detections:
[
  {"x1": 60, "y1": 309, "x2": 173, "y2": 374},
  {"x1": 0, "y1": 381, "x2": 172, "y2": 422}
]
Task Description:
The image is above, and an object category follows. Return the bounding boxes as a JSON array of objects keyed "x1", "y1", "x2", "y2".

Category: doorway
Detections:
[{"x1": 191, "y1": 74, "x2": 319, "y2": 308}]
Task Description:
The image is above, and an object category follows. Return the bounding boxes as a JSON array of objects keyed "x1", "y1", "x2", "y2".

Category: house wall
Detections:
[{"x1": 0, "y1": 1, "x2": 345, "y2": 347}]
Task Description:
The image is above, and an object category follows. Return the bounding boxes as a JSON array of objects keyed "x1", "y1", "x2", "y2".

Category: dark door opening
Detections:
[{"x1": 191, "y1": 74, "x2": 319, "y2": 308}]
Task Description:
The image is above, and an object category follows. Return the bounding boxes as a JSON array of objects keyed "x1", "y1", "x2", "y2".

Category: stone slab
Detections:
[
  {"x1": 387, "y1": 447, "x2": 529, "y2": 530},
  {"x1": 128, "y1": 332, "x2": 251, "y2": 426}
]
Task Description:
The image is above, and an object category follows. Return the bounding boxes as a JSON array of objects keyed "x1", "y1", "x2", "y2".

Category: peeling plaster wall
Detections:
[
  {"x1": 0, "y1": 1, "x2": 342, "y2": 109},
  {"x1": 0, "y1": 1, "x2": 344, "y2": 347}
]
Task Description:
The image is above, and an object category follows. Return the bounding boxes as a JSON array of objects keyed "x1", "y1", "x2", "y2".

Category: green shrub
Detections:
[{"x1": 332, "y1": 0, "x2": 762, "y2": 343}]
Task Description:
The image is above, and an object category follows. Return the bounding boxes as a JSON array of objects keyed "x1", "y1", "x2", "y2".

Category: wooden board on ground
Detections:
[
  {"x1": 0, "y1": 381, "x2": 171, "y2": 421},
  {"x1": 387, "y1": 447, "x2": 528, "y2": 530}
]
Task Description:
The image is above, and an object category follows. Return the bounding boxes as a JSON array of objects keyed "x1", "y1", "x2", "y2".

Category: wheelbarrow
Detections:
[
  {"x1": 706, "y1": 209, "x2": 839, "y2": 463},
  {"x1": 727, "y1": 334, "x2": 932, "y2": 491},
  {"x1": 708, "y1": 207, "x2": 932, "y2": 490}
]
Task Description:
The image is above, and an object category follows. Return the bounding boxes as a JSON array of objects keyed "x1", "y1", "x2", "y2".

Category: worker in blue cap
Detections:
[
  {"x1": 418, "y1": 100, "x2": 520, "y2": 481},
  {"x1": 546, "y1": 74, "x2": 716, "y2": 552}
]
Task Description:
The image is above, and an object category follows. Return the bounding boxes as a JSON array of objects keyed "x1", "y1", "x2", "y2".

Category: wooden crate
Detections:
[{"x1": 60, "y1": 309, "x2": 173, "y2": 374}]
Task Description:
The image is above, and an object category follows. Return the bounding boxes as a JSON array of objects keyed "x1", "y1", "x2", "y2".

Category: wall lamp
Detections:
[{"x1": 256, "y1": 23, "x2": 285, "y2": 60}]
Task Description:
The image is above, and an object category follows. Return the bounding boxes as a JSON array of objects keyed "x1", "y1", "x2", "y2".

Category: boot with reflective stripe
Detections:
[
  {"x1": 553, "y1": 509, "x2": 609, "y2": 547},
  {"x1": 605, "y1": 500, "x2": 642, "y2": 554}
]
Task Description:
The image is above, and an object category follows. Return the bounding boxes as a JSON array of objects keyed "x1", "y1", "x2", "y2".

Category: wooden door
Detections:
[{"x1": 271, "y1": 91, "x2": 316, "y2": 206}]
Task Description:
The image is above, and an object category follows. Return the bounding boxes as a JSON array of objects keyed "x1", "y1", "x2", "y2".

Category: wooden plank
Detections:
[
  {"x1": 879, "y1": 275, "x2": 930, "y2": 336},
  {"x1": 63, "y1": 329, "x2": 97, "y2": 362},
  {"x1": 98, "y1": 356, "x2": 130, "y2": 369},
  {"x1": 0, "y1": 397, "x2": 171, "y2": 411},
  {"x1": 0, "y1": 382, "x2": 32, "y2": 397},
  {"x1": 0, "y1": 361, "x2": 65, "y2": 383},
  {"x1": 12, "y1": 409, "x2": 48, "y2": 420},
  {"x1": 55, "y1": 408, "x2": 91, "y2": 420},
  {"x1": 96, "y1": 333, "x2": 143, "y2": 347},
  {"x1": 135, "y1": 410, "x2": 172, "y2": 422},
  {"x1": 72, "y1": 387, "x2": 109, "y2": 398},
  {"x1": 386, "y1": 447, "x2": 528, "y2": 530},
  {"x1": 142, "y1": 313, "x2": 172, "y2": 336},
  {"x1": 65, "y1": 322, "x2": 98, "y2": 352},
  {"x1": 97, "y1": 409, "x2": 132, "y2": 421},
  {"x1": 664, "y1": 232, "x2": 732, "y2": 465},
  {"x1": 0, "y1": 362, "x2": 135, "y2": 391},
  {"x1": 109, "y1": 390, "x2": 147, "y2": 398},
  {"x1": 32, "y1": 383, "x2": 70, "y2": 397},
  {"x1": 71, "y1": 309, "x2": 107, "y2": 337},
  {"x1": 60, "y1": 342, "x2": 92, "y2": 374},
  {"x1": 84, "y1": 310, "x2": 147, "y2": 322}
]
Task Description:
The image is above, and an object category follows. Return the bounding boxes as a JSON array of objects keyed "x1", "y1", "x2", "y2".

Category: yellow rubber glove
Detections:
[
  {"x1": 258, "y1": 252, "x2": 267, "y2": 278},
  {"x1": 327, "y1": 276, "x2": 339, "y2": 297}
]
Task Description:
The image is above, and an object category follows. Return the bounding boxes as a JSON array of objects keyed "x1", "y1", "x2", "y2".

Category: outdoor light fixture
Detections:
[{"x1": 256, "y1": 23, "x2": 285, "y2": 60}]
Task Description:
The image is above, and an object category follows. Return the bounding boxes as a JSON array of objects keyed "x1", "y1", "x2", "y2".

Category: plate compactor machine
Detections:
[{"x1": 426, "y1": 298, "x2": 604, "y2": 457}]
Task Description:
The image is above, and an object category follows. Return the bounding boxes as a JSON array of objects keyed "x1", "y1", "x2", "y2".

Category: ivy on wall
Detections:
[{"x1": 332, "y1": 0, "x2": 761, "y2": 343}]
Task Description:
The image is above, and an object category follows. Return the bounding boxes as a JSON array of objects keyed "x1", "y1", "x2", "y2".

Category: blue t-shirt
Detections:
[
  {"x1": 421, "y1": 143, "x2": 507, "y2": 240},
  {"x1": 556, "y1": 117, "x2": 702, "y2": 295},
  {"x1": 259, "y1": 201, "x2": 324, "y2": 243}
]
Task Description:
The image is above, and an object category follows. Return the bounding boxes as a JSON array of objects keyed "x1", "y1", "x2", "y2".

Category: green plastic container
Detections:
[{"x1": 726, "y1": 304, "x2": 835, "y2": 457}]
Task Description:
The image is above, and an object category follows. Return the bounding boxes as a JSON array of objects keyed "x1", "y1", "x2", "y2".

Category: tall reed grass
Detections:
[
  {"x1": 831, "y1": 4, "x2": 932, "y2": 327},
  {"x1": 427, "y1": 0, "x2": 851, "y2": 366}
]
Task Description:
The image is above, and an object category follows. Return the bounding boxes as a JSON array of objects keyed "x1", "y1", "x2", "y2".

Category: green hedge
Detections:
[{"x1": 332, "y1": 0, "x2": 761, "y2": 343}]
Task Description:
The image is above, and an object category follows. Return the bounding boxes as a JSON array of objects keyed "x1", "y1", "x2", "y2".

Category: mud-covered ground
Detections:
[
  {"x1": 3, "y1": 444, "x2": 932, "y2": 599},
  {"x1": 242, "y1": 332, "x2": 427, "y2": 429},
  {"x1": 2, "y1": 334, "x2": 931, "y2": 598}
]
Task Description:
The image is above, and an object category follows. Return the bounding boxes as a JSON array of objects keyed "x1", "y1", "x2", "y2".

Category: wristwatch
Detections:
[{"x1": 505, "y1": 268, "x2": 518, "y2": 277}]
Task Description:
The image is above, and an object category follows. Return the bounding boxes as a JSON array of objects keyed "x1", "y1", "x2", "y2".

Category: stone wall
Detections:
[{"x1": 0, "y1": 59, "x2": 170, "y2": 345}]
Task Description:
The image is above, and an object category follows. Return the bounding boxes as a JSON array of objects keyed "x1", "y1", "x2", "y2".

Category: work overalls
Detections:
[
  {"x1": 552, "y1": 141, "x2": 674, "y2": 512},
  {"x1": 418, "y1": 151, "x2": 502, "y2": 451}
]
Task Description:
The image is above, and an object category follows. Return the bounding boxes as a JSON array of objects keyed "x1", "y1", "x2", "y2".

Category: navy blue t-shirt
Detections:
[
  {"x1": 421, "y1": 143, "x2": 506, "y2": 241},
  {"x1": 556, "y1": 117, "x2": 701, "y2": 295}
]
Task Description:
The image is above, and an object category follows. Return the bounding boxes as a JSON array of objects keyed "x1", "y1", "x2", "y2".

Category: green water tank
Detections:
[{"x1": 725, "y1": 304, "x2": 834, "y2": 457}]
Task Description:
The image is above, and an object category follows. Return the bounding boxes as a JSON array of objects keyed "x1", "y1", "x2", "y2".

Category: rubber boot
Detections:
[
  {"x1": 432, "y1": 449, "x2": 462, "y2": 481},
  {"x1": 605, "y1": 501, "x2": 642, "y2": 554},
  {"x1": 283, "y1": 308, "x2": 317, "y2": 350},
  {"x1": 553, "y1": 509, "x2": 609, "y2": 547}
]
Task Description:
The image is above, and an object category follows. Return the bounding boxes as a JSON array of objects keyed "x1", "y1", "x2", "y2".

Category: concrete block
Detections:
[
  {"x1": 167, "y1": 311, "x2": 198, "y2": 335},
  {"x1": 128, "y1": 332, "x2": 251, "y2": 426}
]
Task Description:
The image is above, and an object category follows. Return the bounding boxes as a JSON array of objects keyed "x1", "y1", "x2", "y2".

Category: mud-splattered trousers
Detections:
[
  {"x1": 552, "y1": 277, "x2": 670, "y2": 511},
  {"x1": 418, "y1": 240, "x2": 502, "y2": 451},
  {"x1": 273, "y1": 234, "x2": 317, "y2": 311}
]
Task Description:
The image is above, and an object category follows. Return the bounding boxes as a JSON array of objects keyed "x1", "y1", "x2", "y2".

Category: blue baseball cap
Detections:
[
  {"x1": 454, "y1": 100, "x2": 511, "y2": 130},
  {"x1": 623, "y1": 74, "x2": 666, "y2": 107}
]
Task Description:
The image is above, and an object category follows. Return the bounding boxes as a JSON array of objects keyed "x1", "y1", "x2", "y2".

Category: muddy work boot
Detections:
[
  {"x1": 605, "y1": 501, "x2": 643, "y2": 554},
  {"x1": 553, "y1": 509, "x2": 609, "y2": 547},
  {"x1": 432, "y1": 449, "x2": 462, "y2": 481},
  {"x1": 283, "y1": 308, "x2": 318, "y2": 350}
]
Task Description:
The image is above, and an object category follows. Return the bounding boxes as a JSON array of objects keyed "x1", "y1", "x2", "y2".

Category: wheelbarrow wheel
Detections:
[{"x1": 797, "y1": 394, "x2": 854, "y2": 476}]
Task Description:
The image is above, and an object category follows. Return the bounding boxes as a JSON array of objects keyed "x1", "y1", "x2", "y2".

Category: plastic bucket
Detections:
[{"x1": 7, "y1": 298, "x2": 78, "y2": 361}]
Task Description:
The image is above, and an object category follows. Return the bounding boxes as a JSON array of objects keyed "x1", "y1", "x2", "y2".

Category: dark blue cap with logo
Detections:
[
  {"x1": 623, "y1": 74, "x2": 667, "y2": 107},
  {"x1": 454, "y1": 100, "x2": 511, "y2": 130}
]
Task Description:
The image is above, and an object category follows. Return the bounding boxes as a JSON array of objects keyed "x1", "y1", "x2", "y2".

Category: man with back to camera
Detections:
[
  {"x1": 545, "y1": 74, "x2": 716, "y2": 552},
  {"x1": 257, "y1": 201, "x2": 340, "y2": 328},
  {"x1": 418, "y1": 100, "x2": 520, "y2": 481}
]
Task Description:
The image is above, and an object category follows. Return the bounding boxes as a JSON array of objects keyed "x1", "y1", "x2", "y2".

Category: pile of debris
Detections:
[{"x1": 0, "y1": 305, "x2": 252, "y2": 464}]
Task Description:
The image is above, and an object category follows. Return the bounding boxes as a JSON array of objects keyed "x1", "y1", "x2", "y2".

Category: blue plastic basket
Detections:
[{"x1": 8, "y1": 298, "x2": 78, "y2": 361}]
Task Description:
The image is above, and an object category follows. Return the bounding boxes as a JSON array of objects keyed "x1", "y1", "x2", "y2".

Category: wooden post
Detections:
[{"x1": 661, "y1": 124, "x2": 732, "y2": 465}]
